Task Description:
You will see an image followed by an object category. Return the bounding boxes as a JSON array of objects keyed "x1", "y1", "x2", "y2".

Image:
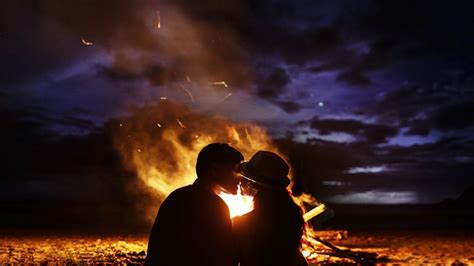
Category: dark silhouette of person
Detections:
[
  {"x1": 145, "y1": 143, "x2": 244, "y2": 266},
  {"x1": 233, "y1": 151, "x2": 307, "y2": 266}
]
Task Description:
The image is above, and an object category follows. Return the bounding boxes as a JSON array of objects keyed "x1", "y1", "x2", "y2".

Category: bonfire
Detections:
[{"x1": 113, "y1": 102, "x2": 385, "y2": 264}]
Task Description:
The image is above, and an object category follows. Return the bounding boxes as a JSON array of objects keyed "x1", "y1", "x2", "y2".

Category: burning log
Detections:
[
  {"x1": 301, "y1": 202, "x2": 386, "y2": 264},
  {"x1": 303, "y1": 204, "x2": 326, "y2": 222},
  {"x1": 313, "y1": 237, "x2": 381, "y2": 265}
]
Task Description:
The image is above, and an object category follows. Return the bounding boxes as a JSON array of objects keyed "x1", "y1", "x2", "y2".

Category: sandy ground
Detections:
[
  {"x1": 0, "y1": 231, "x2": 473, "y2": 265},
  {"x1": 331, "y1": 231, "x2": 474, "y2": 265}
]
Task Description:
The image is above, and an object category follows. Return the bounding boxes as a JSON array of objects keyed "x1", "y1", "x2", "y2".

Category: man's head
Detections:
[{"x1": 196, "y1": 143, "x2": 244, "y2": 193}]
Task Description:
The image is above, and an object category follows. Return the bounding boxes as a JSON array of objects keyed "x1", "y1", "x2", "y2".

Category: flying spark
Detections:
[
  {"x1": 186, "y1": 75, "x2": 191, "y2": 83},
  {"x1": 180, "y1": 85, "x2": 195, "y2": 103},
  {"x1": 160, "y1": 97, "x2": 167, "y2": 100},
  {"x1": 156, "y1": 123, "x2": 162, "y2": 128},
  {"x1": 219, "y1": 93, "x2": 233, "y2": 103},
  {"x1": 156, "y1": 10, "x2": 161, "y2": 29},
  {"x1": 176, "y1": 118, "x2": 186, "y2": 129},
  {"x1": 318, "y1": 102, "x2": 324, "y2": 107},
  {"x1": 209, "y1": 81, "x2": 228, "y2": 88},
  {"x1": 81, "y1": 37, "x2": 93, "y2": 46}
]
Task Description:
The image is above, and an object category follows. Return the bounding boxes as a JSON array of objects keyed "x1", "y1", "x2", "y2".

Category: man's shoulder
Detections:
[
  {"x1": 162, "y1": 185, "x2": 194, "y2": 204},
  {"x1": 168, "y1": 184, "x2": 194, "y2": 197},
  {"x1": 164, "y1": 184, "x2": 217, "y2": 204},
  {"x1": 168, "y1": 184, "x2": 229, "y2": 212}
]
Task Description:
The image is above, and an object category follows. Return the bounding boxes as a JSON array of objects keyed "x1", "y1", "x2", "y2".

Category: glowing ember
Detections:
[
  {"x1": 208, "y1": 81, "x2": 228, "y2": 87},
  {"x1": 219, "y1": 92, "x2": 233, "y2": 103},
  {"x1": 81, "y1": 37, "x2": 93, "y2": 46},
  {"x1": 156, "y1": 10, "x2": 161, "y2": 29},
  {"x1": 301, "y1": 250, "x2": 311, "y2": 258},
  {"x1": 180, "y1": 85, "x2": 195, "y2": 103},
  {"x1": 176, "y1": 118, "x2": 186, "y2": 128},
  {"x1": 218, "y1": 185, "x2": 254, "y2": 218}
]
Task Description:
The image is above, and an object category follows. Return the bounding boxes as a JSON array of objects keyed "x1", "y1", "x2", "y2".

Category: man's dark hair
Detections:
[{"x1": 196, "y1": 143, "x2": 244, "y2": 179}]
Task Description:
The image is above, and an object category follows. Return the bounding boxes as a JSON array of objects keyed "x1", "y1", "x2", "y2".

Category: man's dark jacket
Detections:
[{"x1": 145, "y1": 179, "x2": 235, "y2": 266}]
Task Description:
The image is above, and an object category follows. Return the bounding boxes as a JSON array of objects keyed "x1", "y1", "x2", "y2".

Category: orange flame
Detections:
[
  {"x1": 113, "y1": 103, "x2": 277, "y2": 218},
  {"x1": 218, "y1": 184, "x2": 254, "y2": 218}
]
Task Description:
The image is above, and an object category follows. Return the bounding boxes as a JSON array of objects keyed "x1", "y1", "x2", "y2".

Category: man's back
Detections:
[{"x1": 145, "y1": 180, "x2": 234, "y2": 266}]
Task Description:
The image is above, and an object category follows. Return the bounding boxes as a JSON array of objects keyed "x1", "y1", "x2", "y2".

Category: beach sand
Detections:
[{"x1": 1, "y1": 231, "x2": 473, "y2": 265}]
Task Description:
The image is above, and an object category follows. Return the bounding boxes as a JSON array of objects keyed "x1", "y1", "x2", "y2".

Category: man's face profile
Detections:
[{"x1": 213, "y1": 162, "x2": 241, "y2": 194}]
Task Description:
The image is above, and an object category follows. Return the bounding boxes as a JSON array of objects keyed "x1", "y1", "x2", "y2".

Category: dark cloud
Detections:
[
  {"x1": 405, "y1": 120, "x2": 431, "y2": 136},
  {"x1": 0, "y1": 105, "x2": 98, "y2": 141},
  {"x1": 334, "y1": 38, "x2": 399, "y2": 86},
  {"x1": 97, "y1": 62, "x2": 169, "y2": 86},
  {"x1": 275, "y1": 138, "x2": 366, "y2": 196},
  {"x1": 249, "y1": 1, "x2": 472, "y2": 86},
  {"x1": 309, "y1": 117, "x2": 398, "y2": 144},
  {"x1": 1, "y1": 0, "x2": 255, "y2": 95},
  {"x1": 307, "y1": 58, "x2": 349, "y2": 73},
  {"x1": 1, "y1": 2, "x2": 91, "y2": 88},
  {"x1": 337, "y1": 69, "x2": 371, "y2": 86},
  {"x1": 276, "y1": 134, "x2": 474, "y2": 203},
  {"x1": 256, "y1": 67, "x2": 290, "y2": 99},
  {"x1": 373, "y1": 85, "x2": 449, "y2": 119},
  {"x1": 358, "y1": 77, "x2": 474, "y2": 137},
  {"x1": 68, "y1": 107, "x2": 94, "y2": 115},
  {"x1": 430, "y1": 101, "x2": 474, "y2": 130},
  {"x1": 34, "y1": 0, "x2": 157, "y2": 50},
  {"x1": 273, "y1": 101, "x2": 302, "y2": 114},
  {"x1": 406, "y1": 101, "x2": 474, "y2": 136},
  {"x1": 26, "y1": 112, "x2": 97, "y2": 131}
]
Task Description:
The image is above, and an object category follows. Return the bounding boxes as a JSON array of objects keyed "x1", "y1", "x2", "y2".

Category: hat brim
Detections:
[{"x1": 239, "y1": 162, "x2": 290, "y2": 189}]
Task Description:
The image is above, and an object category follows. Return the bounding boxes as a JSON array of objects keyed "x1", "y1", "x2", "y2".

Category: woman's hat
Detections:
[{"x1": 239, "y1": 151, "x2": 290, "y2": 189}]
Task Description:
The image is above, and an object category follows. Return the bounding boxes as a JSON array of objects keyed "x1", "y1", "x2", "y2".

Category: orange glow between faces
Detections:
[{"x1": 218, "y1": 185, "x2": 254, "y2": 218}]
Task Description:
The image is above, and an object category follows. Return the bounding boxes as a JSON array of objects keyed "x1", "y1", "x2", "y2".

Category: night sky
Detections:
[{"x1": 2, "y1": 0, "x2": 474, "y2": 209}]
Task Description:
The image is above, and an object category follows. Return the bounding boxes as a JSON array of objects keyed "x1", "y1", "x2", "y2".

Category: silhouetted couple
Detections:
[{"x1": 145, "y1": 143, "x2": 306, "y2": 266}]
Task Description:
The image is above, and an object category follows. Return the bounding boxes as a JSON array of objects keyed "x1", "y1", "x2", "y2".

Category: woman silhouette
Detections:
[{"x1": 233, "y1": 151, "x2": 307, "y2": 266}]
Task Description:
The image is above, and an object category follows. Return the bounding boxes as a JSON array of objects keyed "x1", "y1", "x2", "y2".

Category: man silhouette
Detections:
[{"x1": 145, "y1": 143, "x2": 243, "y2": 266}]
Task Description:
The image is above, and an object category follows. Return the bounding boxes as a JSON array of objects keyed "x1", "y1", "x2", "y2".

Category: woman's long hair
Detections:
[{"x1": 253, "y1": 188, "x2": 305, "y2": 250}]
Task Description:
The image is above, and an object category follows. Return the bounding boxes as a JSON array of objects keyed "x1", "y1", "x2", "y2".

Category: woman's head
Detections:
[{"x1": 239, "y1": 151, "x2": 291, "y2": 190}]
